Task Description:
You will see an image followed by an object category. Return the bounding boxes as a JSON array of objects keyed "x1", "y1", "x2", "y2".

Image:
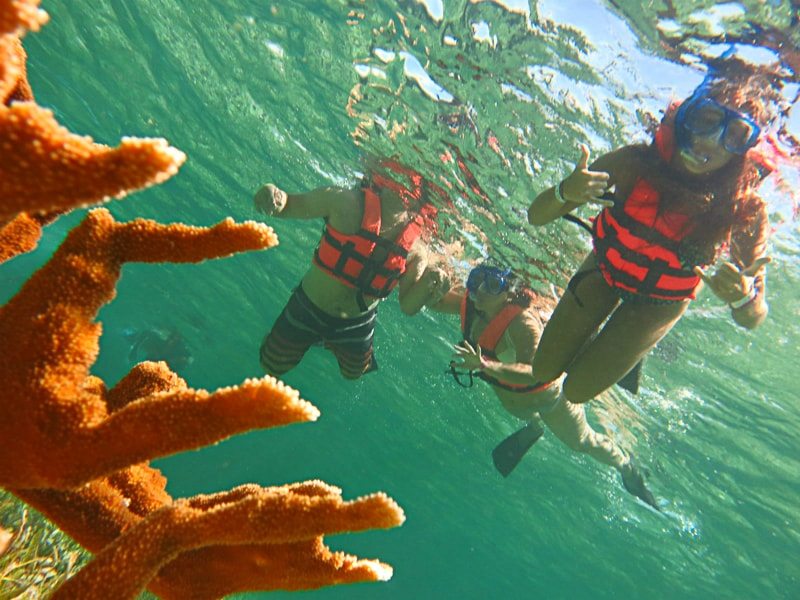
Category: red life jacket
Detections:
[
  {"x1": 592, "y1": 120, "x2": 703, "y2": 301},
  {"x1": 459, "y1": 292, "x2": 552, "y2": 394},
  {"x1": 313, "y1": 171, "x2": 438, "y2": 300}
]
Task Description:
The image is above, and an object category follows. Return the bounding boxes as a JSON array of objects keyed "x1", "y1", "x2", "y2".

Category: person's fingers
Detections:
[
  {"x1": 586, "y1": 171, "x2": 611, "y2": 183},
  {"x1": 577, "y1": 144, "x2": 590, "y2": 170},
  {"x1": 587, "y1": 180, "x2": 609, "y2": 193},
  {"x1": 588, "y1": 197, "x2": 615, "y2": 208},
  {"x1": 718, "y1": 262, "x2": 740, "y2": 276},
  {"x1": 693, "y1": 266, "x2": 713, "y2": 285},
  {"x1": 741, "y1": 256, "x2": 772, "y2": 276}
]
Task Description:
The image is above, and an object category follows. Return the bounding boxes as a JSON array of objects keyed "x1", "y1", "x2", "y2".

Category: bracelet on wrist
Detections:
[
  {"x1": 553, "y1": 180, "x2": 568, "y2": 205},
  {"x1": 729, "y1": 285, "x2": 757, "y2": 310},
  {"x1": 479, "y1": 356, "x2": 491, "y2": 370}
]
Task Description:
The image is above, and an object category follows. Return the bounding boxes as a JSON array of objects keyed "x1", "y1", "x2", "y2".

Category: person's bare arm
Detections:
[
  {"x1": 429, "y1": 287, "x2": 463, "y2": 314},
  {"x1": 527, "y1": 144, "x2": 631, "y2": 225},
  {"x1": 696, "y1": 199, "x2": 771, "y2": 329},
  {"x1": 454, "y1": 311, "x2": 544, "y2": 385},
  {"x1": 398, "y1": 245, "x2": 455, "y2": 315},
  {"x1": 253, "y1": 184, "x2": 360, "y2": 221},
  {"x1": 397, "y1": 242, "x2": 429, "y2": 315}
]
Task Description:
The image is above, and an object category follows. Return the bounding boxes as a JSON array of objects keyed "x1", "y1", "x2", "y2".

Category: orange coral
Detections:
[
  {"x1": 0, "y1": 35, "x2": 31, "y2": 104},
  {"x1": 1, "y1": 2, "x2": 406, "y2": 596},
  {"x1": 59, "y1": 482, "x2": 402, "y2": 600},
  {"x1": 14, "y1": 362, "x2": 403, "y2": 599},
  {"x1": 0, "y1": 102, "x2": 187, "y2": 222},
  {"x1": 0, "y1": 208, "x2": 321, "y2": 491},
  {"x1": 0, "y1": 0, "x2": 184, "y2": 257},
  {"x1": 21, "y1": 474, "x2": 402, "y2": 600},
  {"x1": 0, "y1": 526, "x2": 11, "y2": 557},
  {"x1": 0, "y1": 208, "x2": 59, "y2": 263},
  {"x1": 0, "y1": 0, "x2": 48, "y2": 35}
]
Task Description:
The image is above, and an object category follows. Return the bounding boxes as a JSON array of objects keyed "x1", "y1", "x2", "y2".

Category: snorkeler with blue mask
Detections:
[
  {"x1": 429, "y1": 262, "x2": 657, "y2": 508},
  {"x1": 527, "y1": 56, "x2": 774, "y2": 455},
  {"x1": 674, "y1": 75, "x2": 761, "y2": 172}
]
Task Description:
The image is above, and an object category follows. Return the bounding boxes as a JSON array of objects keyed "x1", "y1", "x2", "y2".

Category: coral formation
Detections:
[
  {"x1": 20, "y1": 469, "x2": 402, "y2": 600},
  {"x1": 0, "y1": 208, "x2": 59, "y2": 263},
  {"x1": 0, "y1": 207, "x2": 305, "y2": 490},
  {"x1": 15, "y1": 363, "x2": 403, "y2": 599},
  {"x1": 0, "y1": 0, "x2": 185, "y2": 260},
  {"x1": 0, "y1": 0, "x2": 48, "y2": 35},
  {"x1": 0, "y1": 0, "x2": 405, "y2": 596}
]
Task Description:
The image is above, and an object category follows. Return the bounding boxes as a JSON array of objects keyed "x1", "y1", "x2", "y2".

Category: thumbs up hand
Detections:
[{"x1": 558, "y1": 144, "x2": 615, "y2": 208}]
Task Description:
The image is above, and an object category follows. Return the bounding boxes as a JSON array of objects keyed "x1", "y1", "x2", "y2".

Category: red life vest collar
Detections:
[{"x1": 458, "y1": 292, "x2": 551, "y2": 394}]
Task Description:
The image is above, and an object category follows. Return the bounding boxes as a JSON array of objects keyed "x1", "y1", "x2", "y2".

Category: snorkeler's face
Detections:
[
  {"x1": 469, "y1": 282, "x2": 509, "y2": 312},
  {"x1": 678, "y1": 136, "x2": 735, "y2": 175},
  {"x1": 675, "y1": 91, "x2": 760, "y2": 175}
]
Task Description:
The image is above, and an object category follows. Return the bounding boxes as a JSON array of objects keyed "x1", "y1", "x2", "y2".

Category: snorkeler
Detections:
[
  {"x1": 123, "y1": 326, "x2": 193, "y2": 371},
  {"x1": 433, "y1": 263, "x2": 657, "y2": 509},
  {"x1": 254, "y1": 161, "x2": 446, "y2": 379},
  {"x1": 527, "y1": 56, "x2": 773, "y2": 409}
]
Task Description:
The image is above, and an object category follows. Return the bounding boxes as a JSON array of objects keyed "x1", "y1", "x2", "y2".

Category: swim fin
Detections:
[
  {"x1": 617, "y1": 358, "x2": 644, "y2": 395},
  {"x1": 492, "y1": 420, "x2": 545, "y2": 477},
  {"x1": 620, "y1": 460, "x2": 660, "y2": 511}
]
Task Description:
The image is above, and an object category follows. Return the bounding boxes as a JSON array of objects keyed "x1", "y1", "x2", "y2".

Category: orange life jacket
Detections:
[
  {"x1": 592, "y1": 120, "x2": 703, "y2": 301},
  {"x1": 459, "y1": 292, "x2": 552, "y2": 394},
  {"x1": 313, "y1": 165, "x2": 437, "y2": 300}
]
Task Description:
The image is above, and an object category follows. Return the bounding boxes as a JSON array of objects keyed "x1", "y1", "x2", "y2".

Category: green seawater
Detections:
[{"x1": 3, "y1": 1, "x2": 799, "y2": 598}]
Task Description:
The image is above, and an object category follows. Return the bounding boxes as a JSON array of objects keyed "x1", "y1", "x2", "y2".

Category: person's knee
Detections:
[
  {"x1": 339, "y1": 367, "x2": 366, "y2": 381},
  {"x1": 562, "y1": 376, "x2": 594, "y2": 404},
  {"x1": 260, "y1": 357, "x2": 290, "y2": 377},
  {"x1": 259, "y1": 340, "x2": 294, "y2": 376},
  {"x1": 530, "y1": 356, "x2": 564, "y2": 385}
]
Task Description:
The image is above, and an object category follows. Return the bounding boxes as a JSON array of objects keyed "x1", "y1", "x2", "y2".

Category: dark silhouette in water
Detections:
[{"x1": 124, "y1": 327, "x2": 193, "y2": 371}]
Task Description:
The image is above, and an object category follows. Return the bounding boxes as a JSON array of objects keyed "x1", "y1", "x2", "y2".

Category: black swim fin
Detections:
[
  {"x1": 492, "y1": 421, "x2": 545, "y2": 477},
  {"x1": 620, "y1": 460, "x2": 660, "y2": 511},
  {"x1": 617, "y1": 358, "x2": 644, "y2": 395}
]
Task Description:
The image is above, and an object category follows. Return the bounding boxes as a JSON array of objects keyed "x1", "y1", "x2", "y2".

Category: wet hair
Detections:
[{"x1": 637, "y1": 57, "x2": 782, "y2": 258}]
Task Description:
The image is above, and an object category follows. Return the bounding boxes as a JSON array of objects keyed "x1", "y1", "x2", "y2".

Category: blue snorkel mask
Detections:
[
  {"x1": 674, "y1": 77, "x2": 761, "y2": 156},
  {"x1": 466, "y1": 265, "x2": 511, "y2": 297}
]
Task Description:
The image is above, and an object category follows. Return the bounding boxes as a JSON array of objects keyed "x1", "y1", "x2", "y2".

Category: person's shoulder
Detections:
[{"x1": 508, "y1": 299, "x2": 547, "y2": 336}]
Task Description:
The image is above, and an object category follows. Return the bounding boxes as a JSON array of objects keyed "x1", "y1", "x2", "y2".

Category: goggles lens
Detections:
[
  {"x1": 467, "y1": 266, "x2": 509, "y2": 296},
  {"x1": 679, "y1": 97, "x2": 760, "y2": 155}
]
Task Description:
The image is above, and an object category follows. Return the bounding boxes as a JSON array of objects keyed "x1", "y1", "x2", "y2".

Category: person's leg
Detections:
[
  {"x1": 540, "y1": 396, "x2": 627, "y2": 469},
  {"x1": 531, "y1": 254, "x2": 620, "y2": 383},
  {"x1": 259, "y1": 289, "x2": 321, "y2": 376},
  {"x1": 541, "y1": 396, "x2": 658, "y2": 508},
  {"x1": 562, "y1": 298, "x2": 689, "y2": 403},
  {"x1": 325, "y1": 311, "x2": 378, "y2": 381}
]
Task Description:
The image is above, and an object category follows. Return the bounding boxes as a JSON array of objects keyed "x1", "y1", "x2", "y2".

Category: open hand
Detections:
[
  {"x1": 559, "y1": 145, "x2": 614, "y2": 208},
  {"x1": 254, "y1": 184, "x2": 288, "y2": 216},
  {"x1": 694, "y1": 256, "x2": 771, "y2": 304},
  {"x1": 451, "y1": 340, "x2": 485, "y2": 371}
]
